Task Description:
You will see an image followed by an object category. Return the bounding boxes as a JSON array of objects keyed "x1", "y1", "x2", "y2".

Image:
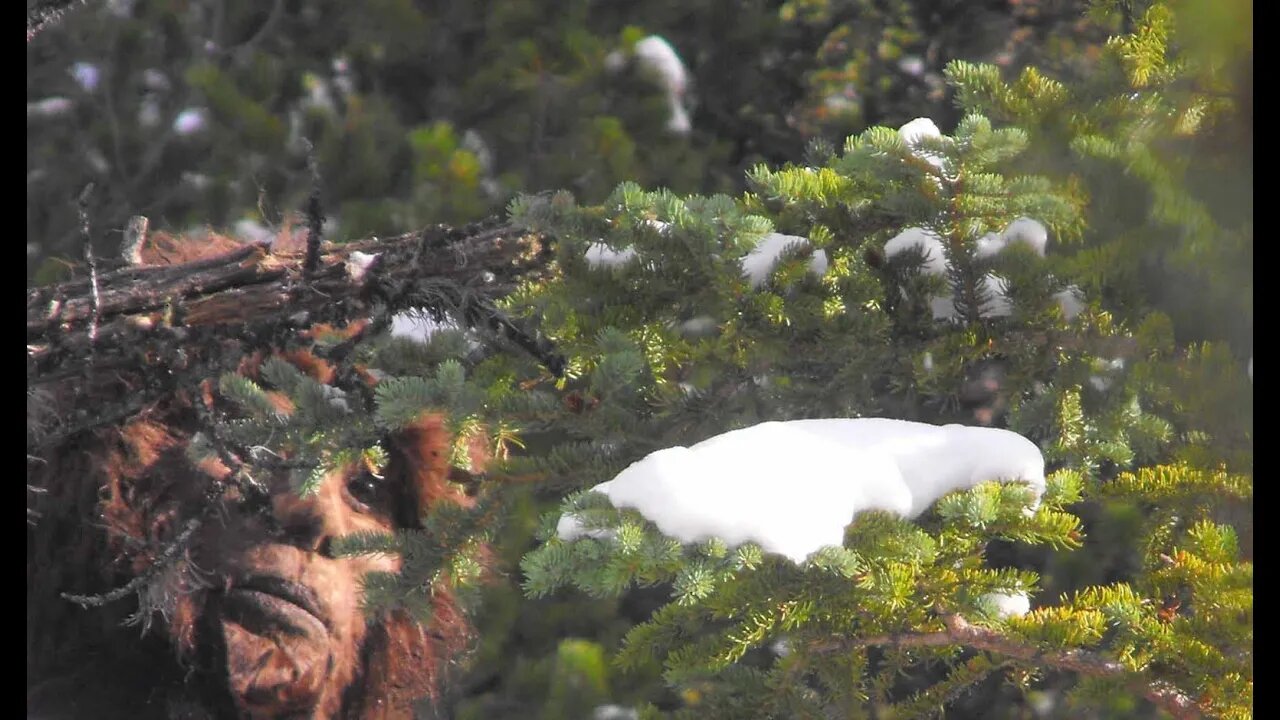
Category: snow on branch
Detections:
[{"x1": 557, "y1": 418, "x2": 1045, "y2": 563}]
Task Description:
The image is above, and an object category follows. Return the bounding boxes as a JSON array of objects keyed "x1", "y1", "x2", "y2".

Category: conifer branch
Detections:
[
  {"x1": 813, "y1": 613, "x2": 1202, "y2": 719},
  {"x1": 61, "y1": 516, "x2": 203, "y2": 608}
]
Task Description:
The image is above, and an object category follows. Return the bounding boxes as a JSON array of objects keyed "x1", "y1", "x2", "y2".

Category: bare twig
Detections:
[
  {"x1": 62, "y1": 517, "x2": 204, "y2": 607},
  {"x1": 78, "y1": 183, "x2": 102, "y2": 347},
  {"x1": 812, "y1": 613, "x2": 1202, "y2": 720}
]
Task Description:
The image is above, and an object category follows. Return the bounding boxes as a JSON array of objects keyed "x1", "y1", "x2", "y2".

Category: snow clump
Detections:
[
  {"x1": 741, "y1": 233, "x2": 829, "y2": 288},
  {"x1": 607, "y1": 36, "x2": 692, "y2": 135},
  {"x1": 557, "y1": 418, "x2": 1045, "y2": 563},
  {"x1": 884, "y1": 218, "x2": 1082, "y2": 320},
  {"x1": 585, "y1": 230, "x2": 828, "y2": 289},
  {"x1": 980, "y1": 591, "x2": 1031, "y2": 618},
  {"x1": 898, "y1": 118, "x2": 949, "y2": 173},
  {"x1": 584, "y1": 243, "x2": 639, "y2": 269}
]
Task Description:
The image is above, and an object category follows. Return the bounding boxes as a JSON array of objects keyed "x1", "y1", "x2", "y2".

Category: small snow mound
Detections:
[
  {"x1": 390, "y1": 312, "x2": 460, "y2": 344},
  {"x1": 975, "y1": 232, "x2": 1006, "y2": 259},
  {"x1": 611, "y1": 35, "x2": 692, "y2": 135},
  {"x1": 742, "y1": 233, "x2": 828, "y2": 288},
  {"x1": 633, "y1": 36, "x2": 688, "y2": 96},
  {"x1": 556, "y1": 514, "x2": 616, "y2": 542},
  {"x1": 884, "y1": 227, "x2": 947, "y2": 276},
  {"x1": 585, "y1": 243, "x2": 638, "y2": 269},
  {"x1": 558, "y1": 419, "x2": 1045, "y2": 563},
  {"x1": 897, "y1": 118, "x2": 948, "y2": 173},
  {"x1": 1001, "y1": 218, "x2": 1048, "y2": 257},
  {"x1": 593, "y1": 705, "x2": 640, "y2": 720},
  {"x1": 898, "y1": 118, "x2": 942, "y2": 145},
  {"x1": 345, "y1": 251, "x2": 379, "y2": 283},
  {"x1": 172, "y1": 107, "x2": 208, "y2": 135},
  {"x1": 981, "y1": 591, "x2": 1031, "y2": 618},
  {"x1": 1053, "y1": 286, "x2": 1086, "y2": 320}
]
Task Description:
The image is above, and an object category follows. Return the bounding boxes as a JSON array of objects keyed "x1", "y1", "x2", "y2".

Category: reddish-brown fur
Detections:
[
  {"x1": 134, "y1": 216, "x2": 312, "y2": 268},
  {"x1": 28, "y1": 349, "x2": 484, "y2": 719}
]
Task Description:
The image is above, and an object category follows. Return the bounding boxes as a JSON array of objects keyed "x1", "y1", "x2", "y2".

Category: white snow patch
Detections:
[
  {"x1": 633, "y1": 36, "x2": 689, "y2": 96},
  {"x1": 974, "y1": 219, "x2": 1048, "y2": 259},
  {"x1": 27, "y1": 97, "x2": 74, "y2": 118},
  {"x1": 390, "y1": 312, "x2": 461, "y2": 344},
  {"x1": 345, "y1": 251, "x2": 379, "y2": 283},
  {"x1": 1053, "y1": 286, "x2": 1086, "y2": 320},
  {"x1": 558, "y1": 419, "x2": 1045, "y2": 563},
  {"x1": 898, "y1": 118, "x2": 948, "y2": 173},
  {"x1": 609, "y1": 36, "x2": 693, "y2": 136},
  {"x1": 173, "y1": 107, "x2": 208, "y2": 135},
  {"x1": 678, "y1": 315, "x2": 718, "y2": 337},
  {"x1": 1001, "y1": 218, "x2": 1048, "y2": 257},
  {"x1": 884, "y1": 227, "x2": 947, "y2": 275},
  {"x1": 898, "y1": 56, "x2": 926, "y2": 77},
  {"x1": 975, "y1": 232, "x2": 1005, "y2": 259},
  {"x1": 898, "y1": 117, "x2": 941, "y2": 145},
  {"x1": 585, "y1": 243, "x2": 638, "y2": 268},
  {"x1": 770, "y1": 636, "x2": 793, "y2": 657},
  {"x1": 70, "y1": 62, "x2": 100, "y2": 93},
  {"x1": 887, "y1": 221, "x2": 1080, "y2": 321},
  {"x1": 742, "y1": 233, "x2": 828, "y2": 288},
  {"x1": 556, "y1": 514, "x2": 617, "y2": 542},
  {"x1": 981, "y1": 591, "x2": 1031, "y2": 618},
  {"x1": 593, "y1": 705, "x2": 640, "y2": 720}
]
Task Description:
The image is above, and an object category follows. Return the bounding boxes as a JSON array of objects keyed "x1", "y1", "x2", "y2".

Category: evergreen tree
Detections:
[{"x1": 27, "y1": 1, "x2": 1249, "y2": 718}]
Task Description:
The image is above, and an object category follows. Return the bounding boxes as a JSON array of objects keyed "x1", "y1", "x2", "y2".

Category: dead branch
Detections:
[{"x1": 27, "y1": 220, "x2": 559, "y2": 447}]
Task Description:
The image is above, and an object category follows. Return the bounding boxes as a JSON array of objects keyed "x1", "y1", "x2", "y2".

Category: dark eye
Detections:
[{"x1": 345, "y1": 472, "x2": 386, "y2": 512}]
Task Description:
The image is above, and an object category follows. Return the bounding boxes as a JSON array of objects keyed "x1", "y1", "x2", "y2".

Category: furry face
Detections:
[
  {"x1": 28, "y1": 412, "x2": 479, "y2": 720},
  {"x1": 196, "y1": 463, "x2": 405, "y2": 717}
]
